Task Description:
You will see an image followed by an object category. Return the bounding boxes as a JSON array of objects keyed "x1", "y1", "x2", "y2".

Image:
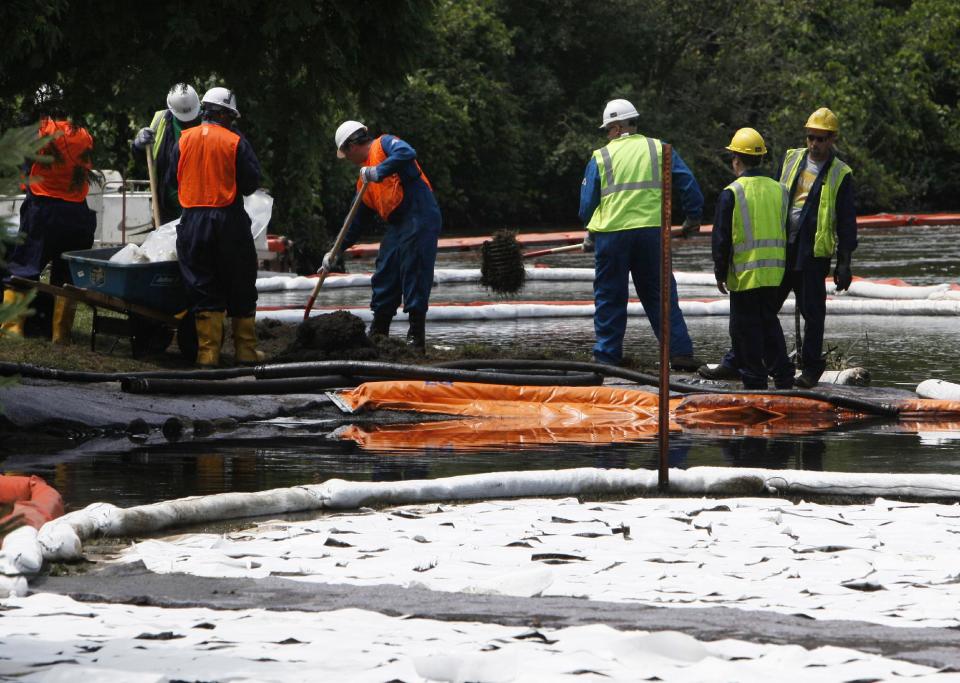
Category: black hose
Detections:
[
  {"x1": 430, "y1": 359, "x2": 900, "y2": 418},
  {"x1": 253, "y1": 360, "x2": 603, "y2": 387},
  {"x1": 121, "y1": 375, "x2": 354, "y2": 395},
  {"x1": 0, "y1": 362, "x2": 253, "y2": 383}
]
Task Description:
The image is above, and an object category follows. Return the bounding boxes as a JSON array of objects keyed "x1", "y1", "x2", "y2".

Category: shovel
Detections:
[
  {"x1": 144, "y1": 144, "x2": 161, "y2": 229},
  {"x1": 303, "y1": 178, "x2": 369, "y2": 321}
]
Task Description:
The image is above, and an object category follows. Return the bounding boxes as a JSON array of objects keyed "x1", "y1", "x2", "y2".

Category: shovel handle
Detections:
[
  {"x1": 303, "y1": 179, "x2": 369, "y2": 321},
  {"x1": 521, "y1": 243, "x2": 583, "y2": 259}
]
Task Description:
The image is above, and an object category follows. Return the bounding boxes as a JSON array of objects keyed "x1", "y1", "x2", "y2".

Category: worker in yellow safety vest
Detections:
[
  {"x1": 579, "y1": 98, "x2": 705, "y2": 370},
  {"x1": 711, "y1": 128, "x2": 794, "y2": 390},
  {"x1": 700, "y1": 107, "x2": 857, "y2": 388}
]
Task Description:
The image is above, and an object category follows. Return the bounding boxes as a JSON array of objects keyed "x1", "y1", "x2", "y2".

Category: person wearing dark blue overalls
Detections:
[
  {"x1": 331, "y1": 120, "x2": 442, "y2": 351},
  {"x1": 172, "y1": 87, "x2": 262, "y2": 366},
  {"x1": 699, "y1": 108, "x2": 856, "y2": 388},
  {"x1": 3, "y1": 90, "x2": 97, "y2": 344},
  {"x1": 579, "y1": 99, "x2": 704, "y2": 370}
]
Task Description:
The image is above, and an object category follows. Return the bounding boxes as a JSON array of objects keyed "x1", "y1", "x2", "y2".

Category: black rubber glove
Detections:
[
  {"x1": 714, "y1": 267, "x2": 728, "y2": 295},
  {"x1": 681, "y1": 217, "x2": 701, "y2": 238},
  {"x1": 582, "y1": 231, "x2": 595, "y2": 253},
  {"x1": 834, "y1": 250, "x2": 852, "y2": 292}
]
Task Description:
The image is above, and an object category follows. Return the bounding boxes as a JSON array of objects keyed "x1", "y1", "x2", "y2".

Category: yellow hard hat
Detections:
[
  {"x1": 804, "y1": 107, "x2": 839, "y2": 132},
  {"x1": 725, "y1": 127, "x2": 767, "y2": 156}
]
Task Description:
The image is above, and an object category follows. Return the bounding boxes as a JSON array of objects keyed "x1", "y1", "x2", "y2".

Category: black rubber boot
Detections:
[
  {"x1": 368, "y1": 311, "x2": 393, "y2": 340},
  {"x1": 406, "y1": 310, "x2": 426, "y2": 351}
]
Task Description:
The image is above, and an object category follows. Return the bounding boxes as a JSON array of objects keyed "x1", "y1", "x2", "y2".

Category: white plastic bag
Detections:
[
  {"x1": 108, "y1": 242, "x2": 150, "y2": 264},
  {"x1": 244, "y1": 189, "x2": 273, "y2": 252},
  {"x1": 140, "y1": 219, "x2": 179, "y2": 262}
]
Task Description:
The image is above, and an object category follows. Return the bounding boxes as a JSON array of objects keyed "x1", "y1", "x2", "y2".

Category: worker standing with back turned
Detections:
[
  {"x1": 330, "y1": 121, "x2": 441, "y2": 351},
  {"x1": 580, "y1": 98, "x2": 704, "y2": 370},
  {"x1": 712, "y1": 128, "x2": 793, "y2": 390},
  {"x1": 2, "y1": 86, "x2": 96, "y2": 344},
  {"x1": 132, "y1": 84, "x2": 201, "y2": 224},
  {"x1": 699, "y1": 108, "x2": 857, "y2": 388},
  {"x1": 173, "y1": 87, "x2": 263, "y2": 366}
]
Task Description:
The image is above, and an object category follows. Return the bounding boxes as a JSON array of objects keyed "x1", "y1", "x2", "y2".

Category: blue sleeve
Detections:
[
  {"x1": 169, "y1": 141, "x2": 180, "y2": 190},
  {"x1": 711, "y1": 188, "x2": 735, "y2": 279},
  {"x1": 375, "y1": 134, "x2": 417, "y2": 179},
  {"x1": 836, "y1": 174, "x2": 857, "y2": 255},
  {"x1": 670, "y1": 149, "x2": 704, "y2": 220},
  {"x1": 578, "y1": 157, "x2": 601, "y2": 225},
  {"x1": 235, "y1": 136, "x2": 262, "y2": 197}
]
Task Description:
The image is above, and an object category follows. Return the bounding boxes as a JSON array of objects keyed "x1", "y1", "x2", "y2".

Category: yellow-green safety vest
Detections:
[
  {"x1": 780, "y1": 148, "x2": 852, "y2": 258},
  {"x1": 725, "y1": 175, "x2": 789, "y2": 292},
  {"x1": 586, "y1": 134, "x2": 663, "y2": 232},
  {"x1": 148, "y1": 109, "x2": 167, "y2": 161}
]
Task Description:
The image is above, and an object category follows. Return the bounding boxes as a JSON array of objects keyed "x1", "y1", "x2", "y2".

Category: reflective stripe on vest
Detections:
[
  {"x1": 29, "y1": 118, "x2": 93, "y2": 202},
  {"x1": 726, "y1": 176, "x2": 788, "y2": 291},
  {"x1": 780, "y1": 147, "x2": 852, "y2": 258},
  {"x1": 177, "y1": 123, "x2": 240, "y2": 208},
  {"x1": 587, "y1": 135, "x2": 662, "y2": 233},
  {"x1": 358, "y1": 136, "x2": 433, "y2": 222}
]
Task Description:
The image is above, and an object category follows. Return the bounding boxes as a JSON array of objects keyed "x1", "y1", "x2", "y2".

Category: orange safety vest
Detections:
[
  {"x1": 357, "y1": 136, "x2": 433, "y2": 221},
  {"x1": 177, "y1": 123, "x2": 240, "y2": 208},
  {"x1": 29, "y1": 118, "x2": 93, "y2": 202}
]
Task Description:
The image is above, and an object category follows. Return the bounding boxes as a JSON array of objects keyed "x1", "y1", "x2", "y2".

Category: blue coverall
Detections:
[
  {"x1": 579, "y1": 144, "x2": 704, "y2": 365},
  {"x1": 171, "y1": 122, "x2": 262, "y2": 316},
  {"x1": 342, "y1": 135, "x2": 441, "y2": 317},
  {"x1": 717, "y1": 150, "x2": 857, "y2": 379}
]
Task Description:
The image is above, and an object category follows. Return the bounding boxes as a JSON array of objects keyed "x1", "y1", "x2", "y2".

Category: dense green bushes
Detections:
[{"x1": 1, "y1": 0, "x2": 957, "y2": 267}]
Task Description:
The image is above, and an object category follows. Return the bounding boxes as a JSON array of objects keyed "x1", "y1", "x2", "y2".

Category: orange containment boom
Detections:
[
  {"x1": 0, "y1": 475, "x2": 64, "y2": 530},
  {"x1": 331, "y1": 382, "x2": 960, "y2": 450}
]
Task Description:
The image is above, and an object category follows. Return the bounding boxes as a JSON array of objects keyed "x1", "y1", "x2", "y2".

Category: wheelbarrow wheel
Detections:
[
  {"x1": 130, "y1": 315, "x2": 175, "y2": 358},
  {"x1": 176, "y1": 311, "x2": 198, "y2": 363}
]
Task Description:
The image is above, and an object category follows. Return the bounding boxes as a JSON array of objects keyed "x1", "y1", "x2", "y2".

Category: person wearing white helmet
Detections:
[
  {"x1": 171, "y1": 86, "x2": 263, "y2": 366},
  {"x1": 710, "y1": 127, "x2": 793, "y2": 390},
  {"x1": 700, "y1": 107, "x2": 857, "y2": 388},
  {"x1": 579, "y1": 98, "x2": 705, "y2": 370},
  {"x1": 132, "y1": 83, "x2": 201, "y2": 223},
  {"x1": 330, "y1": 120, "x2": 442, "y2": 351}
]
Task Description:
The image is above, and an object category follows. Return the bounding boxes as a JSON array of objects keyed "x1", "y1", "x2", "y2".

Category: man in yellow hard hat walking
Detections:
[
  {"x1": 700, "y1": 107, "x2": 857, "y2": 388},
  {"x1": 711, "y1": 128, "x2": 793, "y2": 389}
]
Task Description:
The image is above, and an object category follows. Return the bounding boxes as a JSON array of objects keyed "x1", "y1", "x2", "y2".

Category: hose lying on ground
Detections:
[
  {"x1": 120, "y1": 362, "x2": 604, "y2": 394},
  {"x1": 0, "y1": 362, "x2": 252, "y2": 383},
  {"x1": 430, "y1": 359, "x2": 901, "y2": 418}
]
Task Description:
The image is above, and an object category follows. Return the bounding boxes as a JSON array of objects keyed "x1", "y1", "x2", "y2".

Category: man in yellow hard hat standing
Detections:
[
  {"x1": 711, "y1": 128, "x2": 793, "y2": 390},
  {"x1": 700, "y1": 107, "x2": 856, "y2": 388}
]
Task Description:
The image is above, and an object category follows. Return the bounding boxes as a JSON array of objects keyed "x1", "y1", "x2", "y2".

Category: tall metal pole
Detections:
[{"x1": 658, "y1": 144, "x2": 673, "y2": 491}]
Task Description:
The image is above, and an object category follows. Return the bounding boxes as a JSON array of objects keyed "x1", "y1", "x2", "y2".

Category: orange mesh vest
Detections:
[
  {"x1": 29, "y1": 119, "x2": 93, "y2": 202},
  {"x1": 357, "y1": 136, "x2": 433, "y2": 221},
  {"x1": 177, "y1": 123, "x2": 240, "y2": 208}
]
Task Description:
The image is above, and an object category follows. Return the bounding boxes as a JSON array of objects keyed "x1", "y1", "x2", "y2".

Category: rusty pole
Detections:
[{"x1": 658, "y1": 144, "x2": 673, "y2": 492}]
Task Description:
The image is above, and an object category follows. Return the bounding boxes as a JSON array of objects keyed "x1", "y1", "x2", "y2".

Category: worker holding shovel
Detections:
[
  {"x1": 579, "y1": 98, "x2": 704, "y2": 370},
  {"x1": 173, "y1": 87, "x2": 262, "y2": 366},
  {"x1": 330, "y1": 121, "x2": 441, "y2": 351},
  {"x1": 132, "y1": 84, "x2": 202, "y2": 225}
]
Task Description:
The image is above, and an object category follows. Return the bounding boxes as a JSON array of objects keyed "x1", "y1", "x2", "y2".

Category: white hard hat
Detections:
[
  {"x1": 166, "y1": 84, "x2": 200, "y2": 122},
  {"x1": 335, "y1": 120, "x2": 367, "y2": 158},
  {"x1": 599, "y1": 98, "x2": 639, "y2": 129},
  {"x1": 201, "y1": 86, "x2": 240, "y2": 118}
]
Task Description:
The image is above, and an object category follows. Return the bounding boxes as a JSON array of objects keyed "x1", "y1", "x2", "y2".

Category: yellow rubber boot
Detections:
[
  {"x1": 51, "y1": 296, "x2": 77, "y2": 344},
  {"x1": 232, "y1": 316, "x2": 265, "y2": 364},
  {"x1": 195, "y1": 311, "x2": 225, "y2": 367},
  {"x1": 1, "y1": 289, "x2": 26, "y2": 337}
]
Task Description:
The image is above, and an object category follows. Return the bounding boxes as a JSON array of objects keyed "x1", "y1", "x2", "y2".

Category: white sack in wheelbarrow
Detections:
[{"x1": 116, "y1": 189, "x2": 274, "y2": 263}]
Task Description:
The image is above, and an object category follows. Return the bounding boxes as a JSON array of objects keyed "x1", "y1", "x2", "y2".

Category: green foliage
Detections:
[{"x1": 1, "y1": 0, "x2": 956, "y2": 248}]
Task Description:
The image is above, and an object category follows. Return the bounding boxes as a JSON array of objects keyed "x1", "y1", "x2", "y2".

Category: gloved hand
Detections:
[
  {"x1": 360, "y1": 166, "x2": 380, "y2": 183},
  {"x1": 582, "y1": 231, "x2": 595, "y2": 253},
  {"x1": 321, "y1": 250, "x2": 336, "y2": 272},
  {"x1": 681, "y1": 217, "x2": 701, "y2": 238},
  {"x1": 834, "y1": 250, "x2": 852, "y2": 292},
  {"x1": 714, "y1": 267, "x2": 728, "y2": 295},
  {"x1": 133, "y1": 127, "x2": 155, "y2": 150}
]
